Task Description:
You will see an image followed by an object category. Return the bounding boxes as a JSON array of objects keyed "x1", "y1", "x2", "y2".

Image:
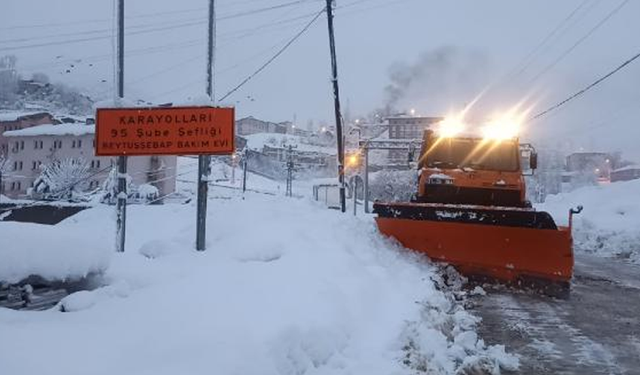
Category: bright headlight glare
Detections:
[
  {"x1": 482, "y1": 117, "x2": 520, "y2": 140},
  {"x1": 436, "y1": 117, "x2": 465, "y2": 138}
]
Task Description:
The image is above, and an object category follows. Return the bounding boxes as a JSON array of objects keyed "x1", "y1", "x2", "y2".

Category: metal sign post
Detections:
[
  {"x1": 115, "y1": 0, "x2": 126, "y2": 253},
  {"x1": 197, "y1": 0, "x2": 216, "y2": 251}
]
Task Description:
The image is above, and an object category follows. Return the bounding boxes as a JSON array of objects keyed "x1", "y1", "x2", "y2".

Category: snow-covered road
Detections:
[{"x1": 471, "y1": 253, "x2": 640, "y2": 375}]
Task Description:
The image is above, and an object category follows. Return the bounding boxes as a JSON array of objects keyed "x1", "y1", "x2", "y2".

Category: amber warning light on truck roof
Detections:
[{"x1": 95, "y1": 106, "x2": 235, "y2": 156}]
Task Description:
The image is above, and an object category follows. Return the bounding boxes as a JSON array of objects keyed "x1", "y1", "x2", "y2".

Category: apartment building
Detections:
[
  {"x1": 1, "y1": 121, "x2": 176, "y2": 199},
  {"x1": 236, "y1": 116, "x2": 287, "y2": 136},
  {"x1": 0, "y1": 112, "x2": 54, "y2": 156},
  {"x1": 387, "y1": 115, "x2": 442, "y2": 164}
]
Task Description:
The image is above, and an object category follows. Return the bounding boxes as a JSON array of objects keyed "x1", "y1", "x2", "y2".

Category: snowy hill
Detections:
[{"x1": 538, "y1": 179, "x2": 640, "y2": 262}]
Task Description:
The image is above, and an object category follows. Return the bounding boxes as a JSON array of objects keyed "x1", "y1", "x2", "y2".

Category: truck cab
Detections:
[{"x1": 414, "y1": 129, "x2": 536, "y2": 207}]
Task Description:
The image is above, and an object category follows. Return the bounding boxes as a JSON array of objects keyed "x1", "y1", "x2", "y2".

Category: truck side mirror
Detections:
[{"x1": 530, "y1": 152, "x2": 538, "y2": 170}]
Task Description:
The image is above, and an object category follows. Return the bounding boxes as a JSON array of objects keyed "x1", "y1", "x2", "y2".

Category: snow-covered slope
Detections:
[
  {"x1": 0, "y1": 222, "x2": 111, "y2": 283},
  {"x1": 0, "y1": 189, "x2": 516, "y2": 374},
  {"x1": 538, "y1": 179, "x2": 640, "y2": 262}
]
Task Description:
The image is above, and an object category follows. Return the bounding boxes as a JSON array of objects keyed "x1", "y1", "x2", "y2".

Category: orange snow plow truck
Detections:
[{"x1": 374, "y1": 128, "x2": 582, "y2": 290}]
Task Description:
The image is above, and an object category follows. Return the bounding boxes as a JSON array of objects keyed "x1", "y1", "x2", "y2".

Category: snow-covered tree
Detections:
[
  {"x1": 32, "y1": 158, "x2": 91, "y2": 201},
  {"x1": 0, "y1": 154, "x2": 12, "y2": 198},
  {"x1": 135, "y1": 183, "x2": 159, "y2": 203},
  {"x1": 101, "y1": 166, "x2": 134, "y2": 204},
  {"x1": 369, "y1": 169, "x2": 418, "y2": 202}
]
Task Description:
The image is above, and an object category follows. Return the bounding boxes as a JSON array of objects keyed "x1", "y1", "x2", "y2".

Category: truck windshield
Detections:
[{"x1": 424, "y1": 138, "x2": 519, "y2": 171}]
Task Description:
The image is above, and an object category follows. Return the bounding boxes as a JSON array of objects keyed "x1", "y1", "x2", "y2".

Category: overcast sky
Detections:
[{"x1": 2, "y1": 0, "x2": 640, "y2": 160}]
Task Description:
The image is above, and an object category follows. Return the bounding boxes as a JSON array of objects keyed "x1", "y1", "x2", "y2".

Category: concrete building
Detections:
[
  {"x1": 0, "y1": 112, "x2": 54, "y2": 156},
  {"x1": 236, "y1": 116, "x2": 287, "y2": 136},
  {"x1": 387, "y1": 115, "x2": 442, "y2": 164},
  {"x1": 1, "y1": 121, "x2": 176, "y2": 199},
  {"x1": 387, "y1": 115, "x2": 442, "y2": 140},
  {"x1": 611, "y1": 165, "x2": 640, "y2": 182}
]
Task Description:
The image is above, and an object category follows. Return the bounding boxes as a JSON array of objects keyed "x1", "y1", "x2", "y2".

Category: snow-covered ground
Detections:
[
  {"x1": 0, "y1": 221, "x2": 110, "y2": 283},
  {"x1": 0, "y1": 163, "x2": 517, "y2": 374},
  {"x1": 538, "y1": 179, "x2": 640, "y2": 263}
]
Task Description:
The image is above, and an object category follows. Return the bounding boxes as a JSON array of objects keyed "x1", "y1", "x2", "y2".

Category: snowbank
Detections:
[
  {"x1": 0, "y1": 192, "x2": 515, "y2": 374},
  {"x1": 0, "y1": 222, "x2": 111, "y2": 283},
  {"x1": 538, "y1": 179, "x2": 640, "y2": 262}
]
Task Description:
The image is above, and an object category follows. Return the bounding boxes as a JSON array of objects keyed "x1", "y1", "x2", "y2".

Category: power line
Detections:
[
  {"x1": 528, "y1": 0, "x2": 630, "y2": 84},
  {"x1": 11, "y1": 0, "x2": 375, "y2": 73},
  {"x1": 84, "y1": 0, "x2": 393, "y2": 103},
  {"x1": 530, "y1": 49, "x2": 640, "y2": 121},
  {"x1": 506, "y1": 0, "x2": 594, "y2": 81},
  {"x1": 0, "y1": 0, "x2": 318, "y2": 50},
  {"x1": 218, "y1": 7, "x2": 325, "y2": 102},
  {"x1": 0, "y1": 0, "x2": 319, "y2": 32}
]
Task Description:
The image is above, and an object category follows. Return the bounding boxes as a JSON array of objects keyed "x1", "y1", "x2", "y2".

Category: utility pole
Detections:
[
  {"x1": 196, "y1": 0, "x2": 216, "y2": 251},
  {"x1": 242, "y1": 149, "x2": 248, "y2": 194},
  {"x1": 285, "y1": 145, "x2": 296, "y2": 197},
  {"x1": 363, "y1": 144, "x2": 370, "y2": 213},
  {"x1": 115, "y1": 0, "x2": 127, "y2": 253},
  {"x1": 325, "y1": 0, "x2": 346, "y2": 212}
]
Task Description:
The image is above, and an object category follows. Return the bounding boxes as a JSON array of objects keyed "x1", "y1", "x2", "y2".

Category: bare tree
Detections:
[
  {"x1": 32, "y1": 158, "x2": 91, "y2": 201},
  {"x1": 0, "y1": 154, "x2": 11, "y2": 199}
]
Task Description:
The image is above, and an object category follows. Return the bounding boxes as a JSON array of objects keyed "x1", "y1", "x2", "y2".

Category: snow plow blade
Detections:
[{"x1": 374, "y1": 202, "x2": 573, "y2": 288}]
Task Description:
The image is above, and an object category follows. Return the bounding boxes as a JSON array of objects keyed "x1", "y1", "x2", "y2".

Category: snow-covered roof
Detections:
[
  {"x1": 613, "y1": 164, "x2": 640, "y2": 172},
  {"x1": 0, "y1": 111, "x2": 44, "y2": 122},
  {"x1": 3, "y1": 123, "x2": 95, "y2": 137},
  {"x1": 243, "y1": 132, "x2": 336, "y2": 155}
]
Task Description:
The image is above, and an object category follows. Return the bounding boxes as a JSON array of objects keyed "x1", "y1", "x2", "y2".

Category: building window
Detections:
[
  {"x1": 13, "y1": 161, "x2": 23, "y2": 171},
  {"x1": 72, "y1": 139, "x2": 83, "y2": 148},
  {"x1": 90, "y1": 160, "x2": 101, "y2": 169},
  {"x1": 32, "y1": 160, "x2": 42, "y2": 170},
  {"x1": 34, "y1": 140, "x2": 43, "y2": 149},
  {"x1": 11, "y1": 181, "x2": 21, "y2": 191},
  {"x1": 53, "y1": 140, "x2": 62, "y2": 149}
]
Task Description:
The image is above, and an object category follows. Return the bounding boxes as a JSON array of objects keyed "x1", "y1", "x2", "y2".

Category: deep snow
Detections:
[
  {"x1": 0, "y1": 174, "x2": 517, "y2": 374},
  {"x1": 538, "y1": 179, "x2": 640, "y2": 262},
  {"x1": 0, "y1": 221, "x2": 110, "y2": 283}
]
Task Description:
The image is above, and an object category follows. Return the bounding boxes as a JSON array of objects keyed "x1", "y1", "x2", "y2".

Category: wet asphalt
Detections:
[{"x1": 470, "y1": 254, "x2": 640, "y2": 375}]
